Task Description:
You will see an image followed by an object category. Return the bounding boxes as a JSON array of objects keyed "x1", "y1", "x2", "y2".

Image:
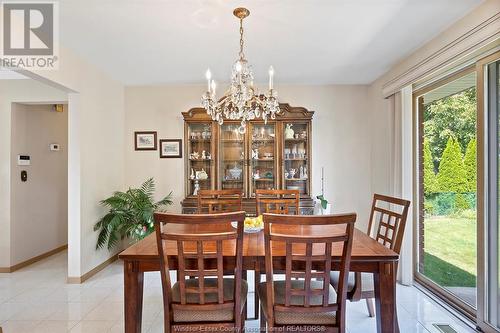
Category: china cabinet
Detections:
[{"x1": 181, "y1": 104, "x2": 314, "y2": 215}]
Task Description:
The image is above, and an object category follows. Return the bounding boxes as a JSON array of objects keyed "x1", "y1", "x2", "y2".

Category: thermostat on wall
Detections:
[
  {"x1": 17, "y1": 155, "x2": 30, "y2": 166},
  {"x1": 50, "y1": 143, "x2": 60, "y2": 151}
]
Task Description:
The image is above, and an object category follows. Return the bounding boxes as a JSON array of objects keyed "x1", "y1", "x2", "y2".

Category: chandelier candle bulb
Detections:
[
  {"x1": 205, "y1": 69, "x2": 211, "y2": 91},
  {"x1": 211, "y1": 80, "x2": 216, "y2": 95},
  {"x1": 269, "y1": 66, "x2": 274, "y2": 90}
]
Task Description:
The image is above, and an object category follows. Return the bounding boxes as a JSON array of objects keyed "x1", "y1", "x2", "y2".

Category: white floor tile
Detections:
[
  {"x1": 0, "y1": 250, "x2": 479, "y2": 333},
  {"x1": 31, "y1": 320, "x2": 79, "y2": 333},
  {"x1": 0, "y1": 320, "x2": 41, "y2": 333},
  {"x1": 68, "y1": 320, "x2": 116, "y2": 333}
]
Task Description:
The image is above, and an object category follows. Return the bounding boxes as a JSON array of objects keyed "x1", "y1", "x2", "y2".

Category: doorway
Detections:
[
  {"x1": 10, "y1": 103, "x2": 68, "y2": 267},
  {"x1": 415, "y1": 68, "x2": 478, "y2": 313}
]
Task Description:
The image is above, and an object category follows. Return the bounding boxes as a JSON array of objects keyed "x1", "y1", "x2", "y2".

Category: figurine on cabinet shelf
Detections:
[
  {"x1": 196, "y1": 169, "x2": 208, "y2": 180},
  {"x1": 252, "y1": 148, "x2": 259, "y2": 160},
  {"x1": 285, "y1": 124, "x2": 294, "y2": 139},
  {"x1": 193, "y1": 179, "x2": 200, "y2": 196},
  {"x1": 299, "y1": 166, "x2": 308, "y2": 179},
  {"x1": 190, "y1": 168, "x2": 195, "y2": 180},
  {"x1": 206, "y1": 152, "x2": 211, "y2": 160},
  {"x1": 201, "y1": 150, "x2": 206, "y2": 160},
  {"x1": 253, "y1": 170, "x2": 260, "y2": 180},
  {"x1": 190, "y1": 151, "x2": 200, "y2": 160},
  {"x1": 289, "y1": 168, "x2": 296, "y2": 179}
]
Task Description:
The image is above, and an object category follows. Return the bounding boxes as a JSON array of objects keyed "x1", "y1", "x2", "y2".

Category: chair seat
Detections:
[
  {"x1": 171, "y1": 278, "x2": 248, "y2": 322},
  {"x1": 329, "y1": 271, "x2": 374, "y2": 294},
  {"x1": 257, "y1": 280, "x2": 337, "y2": 325}
]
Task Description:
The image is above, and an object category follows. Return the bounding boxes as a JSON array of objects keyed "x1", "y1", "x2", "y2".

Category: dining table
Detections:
[{"x1": 119, "y1": 226, "x2": 400, "y2": 333}]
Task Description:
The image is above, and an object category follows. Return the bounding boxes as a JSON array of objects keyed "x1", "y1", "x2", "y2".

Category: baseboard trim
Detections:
[
  {"x1": 0, "y1": 244, "x2": 68, "y2": 273},
  {"x1": 67, "y1": 254, "x2": 119, "y2": 284}
]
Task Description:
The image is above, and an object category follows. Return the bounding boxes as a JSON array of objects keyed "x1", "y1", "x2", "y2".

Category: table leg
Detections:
[
  {"x1": 254, "y1": 266, "x2": 260, "y2": 319},
  {"x1": 124, "y1": 261, "x2": 144, "y2": 333},
  {"x1": 374, "y1": 262, "x2": 399, "y2": 333}
]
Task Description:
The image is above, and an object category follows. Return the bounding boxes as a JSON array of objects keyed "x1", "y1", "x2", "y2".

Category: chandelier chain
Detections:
[{"x1": 239, "y1": 18, "x2": 245, "y2": 60}]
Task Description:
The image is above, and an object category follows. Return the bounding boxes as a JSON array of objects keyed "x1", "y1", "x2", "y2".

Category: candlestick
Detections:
[
  {"x1": 205, "y1": 69, "x2": 211, "y2": 92},
  {"x1": 211, "y1": 80, "x2": 216, "y2": 96},
  {"x1": 268, "y1": 66, "x2": 274, "y2": 90}
]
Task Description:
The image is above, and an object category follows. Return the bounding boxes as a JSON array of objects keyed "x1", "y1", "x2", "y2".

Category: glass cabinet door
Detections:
[
  {"x1": 186, "y1": 123, "x2": 213, "y2": 196},
  {"x1": 283, "y1": 122, "x2": 310, "y2": 196},
  {"x1": 249, "y1": 123, "x2": 277, "y2": 197},
  {"x1": 219, "y1": 123, "x2": 246, "y2": 195}
]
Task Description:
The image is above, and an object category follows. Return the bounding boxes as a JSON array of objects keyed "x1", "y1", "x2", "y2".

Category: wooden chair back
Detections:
[
  {"x1": 154, "y1": 211, "x2": 245, "y2": 326},
  {"x1": 256, "y1": 189, "x2": 300, "y2": 215},
  {"x1": 262, "y1": 213, "x2": 356, "y2": 329},
  {"x1": 197, "y1": 189, "x2": 243, "y2": 214},
  {"x1": 367, "y1": 194, "x2": 411, "y2": 254}
]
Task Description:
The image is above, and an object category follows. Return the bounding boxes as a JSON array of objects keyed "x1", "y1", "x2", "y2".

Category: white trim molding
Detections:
[
  {"x1": 382, "y1": 12, "x2": 500, "y2": 98},
  {"x1": 400, "y1": 85, "x2": 414, "y2": 285}
]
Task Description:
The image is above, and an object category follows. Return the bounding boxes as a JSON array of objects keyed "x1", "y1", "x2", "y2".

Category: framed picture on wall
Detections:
[
  {"x1": 160, "y1": 139, "x2": 182, "y2": 158},
  {"x1": 134, "y1": 131, "x2": 157, "y2": 150}
]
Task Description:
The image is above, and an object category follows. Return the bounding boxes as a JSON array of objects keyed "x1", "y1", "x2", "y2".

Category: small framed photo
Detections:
[
  {"x1": 160, "y1": 139, "x2": 182, "y2": 158},
  {"x1": 134, "y1": 131, "x2": 157, "y2": 151}
]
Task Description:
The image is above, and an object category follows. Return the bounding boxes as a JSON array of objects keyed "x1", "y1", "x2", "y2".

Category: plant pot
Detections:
[{"x1": 315, "y1": 202, "x2": 332, "y2": 215}]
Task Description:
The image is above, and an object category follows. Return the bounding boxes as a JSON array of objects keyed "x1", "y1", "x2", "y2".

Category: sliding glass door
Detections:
[
  {"x1": 415, "y1": 68, "x2": 478, "y2": 313},
  {"x1": 480, "y1": 55, "x2": 500, "y2": 332},
  {"x1": 414, "y1": 51, "x2": 500, "y2": 331}
]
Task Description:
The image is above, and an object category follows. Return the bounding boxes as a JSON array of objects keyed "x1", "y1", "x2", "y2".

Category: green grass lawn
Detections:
[{"x1": 422, "y1": 215, "x2": 477, "y2": 287}]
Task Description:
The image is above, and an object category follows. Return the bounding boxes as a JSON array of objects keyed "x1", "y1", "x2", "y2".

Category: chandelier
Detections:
[{"x1": 201, "y1": 7, "x2": 280, "y2": 134}]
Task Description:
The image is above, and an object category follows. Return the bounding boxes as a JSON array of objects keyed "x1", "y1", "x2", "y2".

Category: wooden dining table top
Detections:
[{"x1": 119, "y1": 224, "x2": 399, "y2": 262}]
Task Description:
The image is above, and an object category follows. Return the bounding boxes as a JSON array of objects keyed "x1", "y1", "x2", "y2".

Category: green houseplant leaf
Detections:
[
  {"x1": 316, "y1": 194, "x2": 328, "y2": 210},
  {"x1": 94, "y1": 178, "x2": 173, "y2": 250}
]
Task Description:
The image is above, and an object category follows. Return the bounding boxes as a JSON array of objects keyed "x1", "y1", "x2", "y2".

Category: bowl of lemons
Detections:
[{"x1": 231, "y1": 215, "x2": 264, "y2": 233}]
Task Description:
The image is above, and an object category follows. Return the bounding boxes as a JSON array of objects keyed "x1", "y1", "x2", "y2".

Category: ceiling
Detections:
[
  {"x1": 59, "y1": 0, "x2": 483, "y2": 86},
  {"x1": 0, "y1": 69, "x2": 28, "y2": 80}
]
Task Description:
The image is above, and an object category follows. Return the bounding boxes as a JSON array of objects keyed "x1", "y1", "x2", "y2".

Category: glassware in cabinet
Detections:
[
  {"x1": 219, "y1": 123, "x2": 246, "y2": 195},
  {"x1": 186, "y1": 122, "x2": 213, "y2": 196},
  {"x1": 249, "y1": 122, "x2": 277, "y2": 197},
  {"x1": 282, "y1": 122, "x2": 310, "y2": 196}
]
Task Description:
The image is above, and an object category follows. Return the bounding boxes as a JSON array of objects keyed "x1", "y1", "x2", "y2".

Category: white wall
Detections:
[
  {"x1": 0, "y1": 79, "x2": 68, "y2": 268},
  {"x1": 124, "y1": 84, "x2": 374, "y2": 230},
  {"x1": 2, "y1": 45, "x2": 125, "y2": 278},
  {"x1": 28, "y1": 46, "x2": 126, "y2": 277},
  {"x1": 10, "y1": 104, "x2": 68, "y2": 265}
]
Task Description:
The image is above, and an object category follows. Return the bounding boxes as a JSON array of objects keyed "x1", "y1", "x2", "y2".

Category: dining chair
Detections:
[
  {"x1": 253, "y1": 189, "x2": 300, "y2": 318},
  {"x1": 153, "y1": 211, "x2": 248, "y2": 332},
  {"x1": 330, "y1": 193, "x2": 410, "y2": 317},
  {"x1": 197, "y1": 189, "x2": 243, "y2": 214},
  {"x1": 255, "y1": 189, "x2": 300, "y2": 216},
  {"x1": 258, "y1": 213, "x2": 356, "y2": 333}
]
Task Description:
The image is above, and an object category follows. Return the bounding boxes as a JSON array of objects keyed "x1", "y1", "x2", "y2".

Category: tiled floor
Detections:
[{"x1": 0, "y1": 251, "x2": 477, "y2": 333}]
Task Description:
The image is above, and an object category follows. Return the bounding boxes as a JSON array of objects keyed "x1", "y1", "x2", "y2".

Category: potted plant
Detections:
[
  {"x1": 316, "y1": 167, "x2": 332, "y2": 215},
  {"x1": 94, "y1": 178, "x2": 173, "y2": 250}
]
